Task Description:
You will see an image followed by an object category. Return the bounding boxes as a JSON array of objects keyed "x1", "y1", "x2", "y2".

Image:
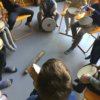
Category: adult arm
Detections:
[{"x1": 88, "y1": 76, "x2": 100, "y2": 90}]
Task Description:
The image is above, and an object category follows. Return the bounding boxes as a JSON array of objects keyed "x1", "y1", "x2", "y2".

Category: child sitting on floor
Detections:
[
  {"x1": 37, "y1": 0, "x2": 59, "y2": 29},
  {"x1": 27, "y1": 58, "x2": 76, "y2": 100}
]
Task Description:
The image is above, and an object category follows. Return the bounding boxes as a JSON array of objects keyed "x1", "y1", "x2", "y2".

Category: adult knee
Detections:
[
  {"x1": 94, "y1": 39, "x2": 100, "y2": 44},
  {"x1": 30, "y1": 10, "x2": 34, "y2": 16},
  {"x1": 95, "y1": 46, "x2": 100, "y2": 54}
]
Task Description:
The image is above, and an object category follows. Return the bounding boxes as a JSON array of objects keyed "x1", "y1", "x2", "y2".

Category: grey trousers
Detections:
[
  {"x1": 37, "y1": 11, "x2": 60, "y2": 27},
  {"x1": 71, "y1": 21, "x2": 99, "y2": 48},
  {"x1": 65, "y1": 10, "x2": 75, "y2": 29}
]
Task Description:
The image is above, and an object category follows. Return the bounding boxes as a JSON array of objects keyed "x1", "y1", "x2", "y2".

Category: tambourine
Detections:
[
  {"x1": 28, "y1": 64, "x2": 41, "y2": 81},
  {"x1": 79, "y1": 16, "x2": 93, "y2": 28},
  {"x1": 68, "y1": 7, "x2": 78, "y2": 16},
  {"x1": 77, "y1": 65, "x2": 98, "y2": 79}
]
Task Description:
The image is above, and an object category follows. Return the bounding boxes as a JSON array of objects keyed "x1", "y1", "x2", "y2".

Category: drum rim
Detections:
[
  {"x1": 42, "y1": 18, "x2": 56, "y2": 31},
  {"x1": 68, "y1": 7, "x2": 78, "y2": 15},
  {"x1": 77, "y1": 65, "x2": 97, "y2": 79},
  {"x1": 79, "y1": 17, "x2": 93, "y2": 26}
]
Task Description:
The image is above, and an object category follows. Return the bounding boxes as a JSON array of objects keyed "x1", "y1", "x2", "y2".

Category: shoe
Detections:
[
  {"x1": 64, "y1": 47, "x2": 74, "y2": 55},
  {"x1": 85, "y1": 55, "x2": 91, "y2": 60}
]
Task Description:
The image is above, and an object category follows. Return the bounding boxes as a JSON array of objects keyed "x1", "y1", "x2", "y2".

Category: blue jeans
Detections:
[
  {"x1": 90, "y1": 39, "x2": 100, "y2": 64},
  {"x1": 0, "y1": 45, "x2": 6, "y2": 81},
  {"x1": 8, "y1": 7, "x2": 34, "y2": 30}
]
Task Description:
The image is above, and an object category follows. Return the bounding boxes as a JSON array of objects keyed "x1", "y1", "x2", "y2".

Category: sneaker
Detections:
[
  {"x1": 85, "y1": 55, "x2": 91, "y2": 60},
  {"x1": 64, "y1": 47, "x2": 74, "y2": 55}
]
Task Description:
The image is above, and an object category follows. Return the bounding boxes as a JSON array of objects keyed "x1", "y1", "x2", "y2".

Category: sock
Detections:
[
  {"x1": 0, "y1": 79, "x2": 13, "y2": 89},
  {"x1": 64, "y1": 46, "x2": 74, "y2": 55},
  {"x1": 3, "y1": 66, "x2": 17, "y2": 73}
]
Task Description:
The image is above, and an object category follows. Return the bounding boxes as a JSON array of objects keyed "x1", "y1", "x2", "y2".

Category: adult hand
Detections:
[
  {"x1": 80, "y1": 74, "x2": 90, "y2": 84},
  {"x1": 92, "y1": 64, "x2": 100, "y2": 70},
  {"x1": 87, "y1": 5, "x2": 94, "y2": 12},
  {"x1": 76, "y1": 9, "x2": 81, "y2": 13},
  {"x1": 67, "y1": 1, "x2": 72, "y2": 4},
  {"x1": 0, "y1": 15, "x2": 5, "y2": 20},
  {"x1": 41, "y1": 13, "x2": 44, "y2": 18}
]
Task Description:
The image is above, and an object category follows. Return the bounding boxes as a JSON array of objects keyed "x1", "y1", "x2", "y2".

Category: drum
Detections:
[
  {"x1": 0, "y1": 38, "x2": 3, "y2": 50},
  {"x1": 68, "y1": 7, "x2": 78, "y2": 16},
  {"x1": 79, "y1": 16, "x2": 93, "y2": 27},
  {"x1": 0, "y1": 21, "x2": 5, "y2": 32},
  {"x1": 42, "y1": 17, "x2": 56, "y2": 32},
  {"x1": 28, "y1": 64, "x2": 41, "y2": 81},
  {"x1": 77, "y1": 65, "x2": 98, "y2": 79}
]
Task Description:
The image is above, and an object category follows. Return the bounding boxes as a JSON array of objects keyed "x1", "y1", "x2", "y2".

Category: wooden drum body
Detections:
[
  {"x1": 28, "y1": 64, "x2": 41, "y2": 82},
  {"x1": 77, "y1": 65, "x2": 98, "y2": 80},
  {"x1": 42, "y1": 16, "x2": 56, "y2": 32}
]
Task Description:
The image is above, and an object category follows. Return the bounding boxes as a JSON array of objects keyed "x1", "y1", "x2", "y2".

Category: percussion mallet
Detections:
[{"x1": 24, "y1": 50, "x2": 45, "y2": 74}]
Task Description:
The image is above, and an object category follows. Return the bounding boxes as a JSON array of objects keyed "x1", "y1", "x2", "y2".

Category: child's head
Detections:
[{"x1": 37, "y1": 58, "x2": 72, "y2": 100}]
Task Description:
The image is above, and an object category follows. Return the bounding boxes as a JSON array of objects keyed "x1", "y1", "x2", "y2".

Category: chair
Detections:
[
  {"x1": 58, "y1": 0, "x2": 90, "y2": 37},
  {"x1": 58, "y1": 0, "x2": 100, "y2": 53},
  {"x1": 0, "y1": 0, "x2": 33, "y2": 41},
  {"x1": 83, "y1": 88, "x2": 100, "y2": 100}
]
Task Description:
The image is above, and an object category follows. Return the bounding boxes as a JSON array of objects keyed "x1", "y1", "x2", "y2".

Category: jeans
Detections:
[
  {"x1": 90, "y1": 39, "x2": 100, "y2": 64},
  {"x1": 0, "y1": 45, "x2": 6, "y2": 81},
  {"x1": 8, "y1": 7, "x2": 34, "y2": 30}
]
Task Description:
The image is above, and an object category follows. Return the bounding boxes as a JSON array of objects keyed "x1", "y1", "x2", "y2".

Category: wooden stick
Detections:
[{"x1": 24, "y1": 50, "x2": 45, "y2": 74}]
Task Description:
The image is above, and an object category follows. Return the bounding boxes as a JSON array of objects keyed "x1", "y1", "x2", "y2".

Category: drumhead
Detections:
[
  {"x1": 0, "y1": 38, "x2": 3, "y2": 50},
  {"x1": 0, "y1": 21, "x2": 5, "y2": 29},
  {"x1": 68, "y1": 7, "x2": 78, "y2": 15},
  {"x1": 33, "y1": 64, "x2": 41, "y2": 74},
  {"x1": 79, "y1": 17, "x2": 93, "y2": 26},
  {"x1": 77, "y1": 65, "x2": 97, "y2": 79},
  {"x1": 42, "y1": 18, "x2": 56, "y2": 31}
]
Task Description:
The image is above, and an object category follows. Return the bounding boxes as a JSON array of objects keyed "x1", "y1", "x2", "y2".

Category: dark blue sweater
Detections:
[
  {"x1": 1, "y1": 0, "x2": 20, "y2": 12},
  {"x1": 83, "y1": 3, "x2": 100, "y2": 26}
]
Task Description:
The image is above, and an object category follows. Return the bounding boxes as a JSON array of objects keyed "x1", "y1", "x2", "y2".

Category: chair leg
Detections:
[
  {"x1": 13, "y1": 20, "x2": 22, "y2": 28},
  {"x1": 77, "y1": 34, "x2": 97, "y2": 53},
  {"x1": 58, "y1": 16, "x2": 72, "y2": 37},
  {"x1": 11, "y1": 23, "x2": 33, "y2": 41}
]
